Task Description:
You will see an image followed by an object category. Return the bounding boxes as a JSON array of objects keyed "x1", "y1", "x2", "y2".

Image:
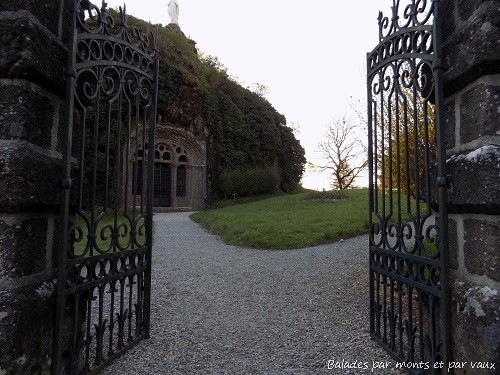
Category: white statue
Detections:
[{"x1": 167, "y1": 0, "x2": 179, "y2": 24}]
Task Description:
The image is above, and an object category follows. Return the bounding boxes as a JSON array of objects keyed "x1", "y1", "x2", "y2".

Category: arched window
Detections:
[
  {"x1": 154, "y1": 162, "x2": 172, "y2": 207},
  {"x1": 176, "y1": 165, "x2": 187, "y2": 197},
  {"x1": 155, "y1": 144, "x2": 172, "y2": 162}
]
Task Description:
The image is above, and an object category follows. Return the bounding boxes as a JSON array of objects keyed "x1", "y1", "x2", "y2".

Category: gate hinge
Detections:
[
  {"x1": 437, "y1": 175, "x2": 451, "y2": 189},
  {"x1": 64, "y1": 67, "x2": 77, "y2": 79},
  {"x1": 60, "y1": 178, "x2": 73, "y2": 190},
  {"x1": 433, "y1": 58, "x2": 448, "y2": 71}
]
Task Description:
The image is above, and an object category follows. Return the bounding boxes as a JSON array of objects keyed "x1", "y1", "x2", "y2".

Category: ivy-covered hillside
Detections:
[{"x1": 128, "y1": 14, "x2": 306, "y2": 197}]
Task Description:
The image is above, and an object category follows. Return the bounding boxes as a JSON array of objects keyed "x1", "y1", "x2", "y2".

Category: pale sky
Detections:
[{"x1": 105, "y1": 0, "x2": 390, "y2": 189}]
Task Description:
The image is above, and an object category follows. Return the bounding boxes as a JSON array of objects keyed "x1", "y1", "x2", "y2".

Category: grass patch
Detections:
[
  {"x1": 206, "y1": 193, "x2": 284, "y2": 210},
  {"x1": 190, "y1": 189, "x2": 371, "y2": 249}
]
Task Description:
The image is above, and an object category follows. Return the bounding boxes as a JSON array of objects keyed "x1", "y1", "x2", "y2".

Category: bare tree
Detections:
[{"x1": 316, "y1": 116, "x2": 368, "y2": 190}]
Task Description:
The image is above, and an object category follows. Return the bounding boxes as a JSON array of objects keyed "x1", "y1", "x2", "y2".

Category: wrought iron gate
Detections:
[
  {"x1": 53, "y1": 1, "x2": 158, "y2": 373},
  {"x1": 367, "y1": 0, "x2": 451, "y2": 372}
]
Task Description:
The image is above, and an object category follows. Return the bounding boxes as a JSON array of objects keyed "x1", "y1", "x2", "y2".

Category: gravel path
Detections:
[{"x1": 102, "y1": 212, "x2": 404, "y2": 375}]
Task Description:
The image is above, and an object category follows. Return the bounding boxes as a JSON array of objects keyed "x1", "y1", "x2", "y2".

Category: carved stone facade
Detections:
[
  {"x1": 154, "y1": 123, "x2": 208, "y2": 210},
  {"x1": 127, "y1": 122, "x2": 209, "y2": 211}
]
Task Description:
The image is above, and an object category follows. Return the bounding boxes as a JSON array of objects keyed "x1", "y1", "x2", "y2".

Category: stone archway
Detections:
[
  {"x1": 128, "y1": 124, "x2": 208, "y2": 211},
  {"x1": 154, "y1": 124, "x2": 208, "y2": 211}
]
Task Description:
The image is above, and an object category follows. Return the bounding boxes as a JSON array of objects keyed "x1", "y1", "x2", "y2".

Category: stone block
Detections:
[
  {"x1": 443, "y1": 1, "x2": 500, "y2": 94},
  {"x1": 0, "y1": 15, "x2": 66, "y2": 96},
  {"x1": 0, "y1": 280, "x2": 56, "y2": 375},
  {"x1": 0, "y1": 0, "x2": 63, "y2": 37},
  {"x1": 444, "y1": 145, "x2": 500, "y2": 214},
  {"x1": 0, "y1": 217, "x2": 48, "y2": 279},
  {"x1": 448, "y1": 216, "x2": 459, "y2": 270},
  {"x1": 0, "y1": 141, "x2": 61, "y2": 213},
  {"x1": 456, "y1": 0, "x2": 494, "y2": 23},
  {"x1": 0, "y1": 81, "x2": 60, "y2": 148},
  {"x1": 444, "y1": 97, "x2": 455, "y2": 149},
  {"x1": 450, "y1": 280, "x2": 499, "y2": 369},
  {"x1": 50, "y1": 216, "x2": 59, "y2": 271},
  {"x1": 460, "y1": 79, "x2": 500, "y2": 144},
  {"x1": 60, "y1": 0, "x2": 72, "y2": 45},
  {"x1": 439, "y1": 0, "x2": 456, "y2": 43},
  {"x1": 463, "y1": 217, "x2": 499, "y2": 281}
]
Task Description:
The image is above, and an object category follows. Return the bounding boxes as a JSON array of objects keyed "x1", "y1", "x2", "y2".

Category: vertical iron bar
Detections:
[
  {"x1": 376, "y1": 273, "x2": 381, "y2": 337},
  {"x1": 432, "y1": 0, "x2": 452, "y2": 369},
  {"x1": 390, "y1": 279, "x2": 395, "y2": 349},
  {"x1": 91, "y1": 71, "x2": 102, "y2": 240},
  {"x1": 418, "y1": 292, "x2": 424, "y2": 364},
  {"x1": 128, "y1": 275, "x2": 134, "y2": 342},
  {"x1": 423, "y1": 101, "x2": 431, "y2": 217},
  {"x1": 383, "y1": 274, "x2": 387, "y2": 344},
  {"x1": 71, "y1": 293, "x2": 81, "y2": 370},
  {"x1": 412, "y1": 81, "x2": 421, "y2": 219},
  {"x1": 108, "y1": 281, "x2": 116, "y2": 356},
  {"x1": 114, "y1": 82, "x2": 124, "y2": 245},
  {"x1": 374, "y1": 80, "x2": 379, "y2": 215},
  {"x1": 85, "y1": 290, "x2": 92, "y2": 372},
  {"x1": 408, "y1": 286, "x2": 414, "y2": 362},
  {"x1": 367, "y1": 60, "x2": 375, "y2": 335},
  {"x1": 119, "y1": 278, "x2": 125, "y2": 349},
  {"x1": 396, "y1": 86, "x2": 402, "y2": 252},
  {"x1": 388, "y1": 83, "x2": 394, "y2": 222},
  {"x1": 97, "y1": 285, "x2": 104, "y2": 366},
  {"x1": 132, "y1": 104, "x2": 140, "y2": 230},
  {"x1": 123, "y1": 98, "x2": 132, "y2": 217},
  {"x1": 52, "y1": 0, "x2": 78, "y2": 373},
  {"x1": 79, "y1": 109, "x2": 87, "y2": 211},
  {"x1": 104, "y1": 100, "x2": 112, "y2": 212},
  {"x1": 380, "y1": 77, "x2": 386, "y2": 231},
  {"x1": 144, "y1": 30, "x2": 159, "y2": 339},
  {"x1": 398, "y1": 282, "x2": 403, "y2": 357},
  {"x1": 430, "y1": 296, "x2": 437, "y2": 372},
  {"x1": 139, "y1": 88, "x2": 146, "y2": 213},
  {"x1": 403, "y1": 95, "x2": 411, "y2": 215},
  {"x1": 136, "y1": 271, "x2": 143, "y2": 334}
]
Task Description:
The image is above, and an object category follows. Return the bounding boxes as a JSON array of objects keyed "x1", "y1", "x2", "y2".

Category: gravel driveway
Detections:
[{"x1": 102, "y1": 212, "x2": 404, "y2": 375}]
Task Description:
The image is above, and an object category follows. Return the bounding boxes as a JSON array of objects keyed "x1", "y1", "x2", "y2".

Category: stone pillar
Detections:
[
  {"x1": 441, "y1": 0, "x2": 500, "y2": 368},
  {"x1": 0, "y1": 0, "x2": 69, "y2": 373}
]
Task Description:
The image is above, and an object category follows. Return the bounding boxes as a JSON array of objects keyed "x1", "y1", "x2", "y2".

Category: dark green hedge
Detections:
[{"x1": 218, "y1": 167, "x2": 279, "y2": 197}]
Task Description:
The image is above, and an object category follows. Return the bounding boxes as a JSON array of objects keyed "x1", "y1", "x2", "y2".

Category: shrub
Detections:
[{"x1": 219, "y1": 167, "x2": 278, "y2": 197}]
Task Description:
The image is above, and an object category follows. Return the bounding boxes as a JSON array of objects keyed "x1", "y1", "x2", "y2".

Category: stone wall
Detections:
[
  {"x1": 441, "y1": 0, "x2": 500, "y2": 369},
  {"x1": 0, "y1": 0, "x2": 69, "y2": 373}
]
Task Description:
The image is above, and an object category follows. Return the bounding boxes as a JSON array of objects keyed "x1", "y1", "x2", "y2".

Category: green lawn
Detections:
[{"x1": 190, "y1": 189, "x2": 371, "y2": 249}]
